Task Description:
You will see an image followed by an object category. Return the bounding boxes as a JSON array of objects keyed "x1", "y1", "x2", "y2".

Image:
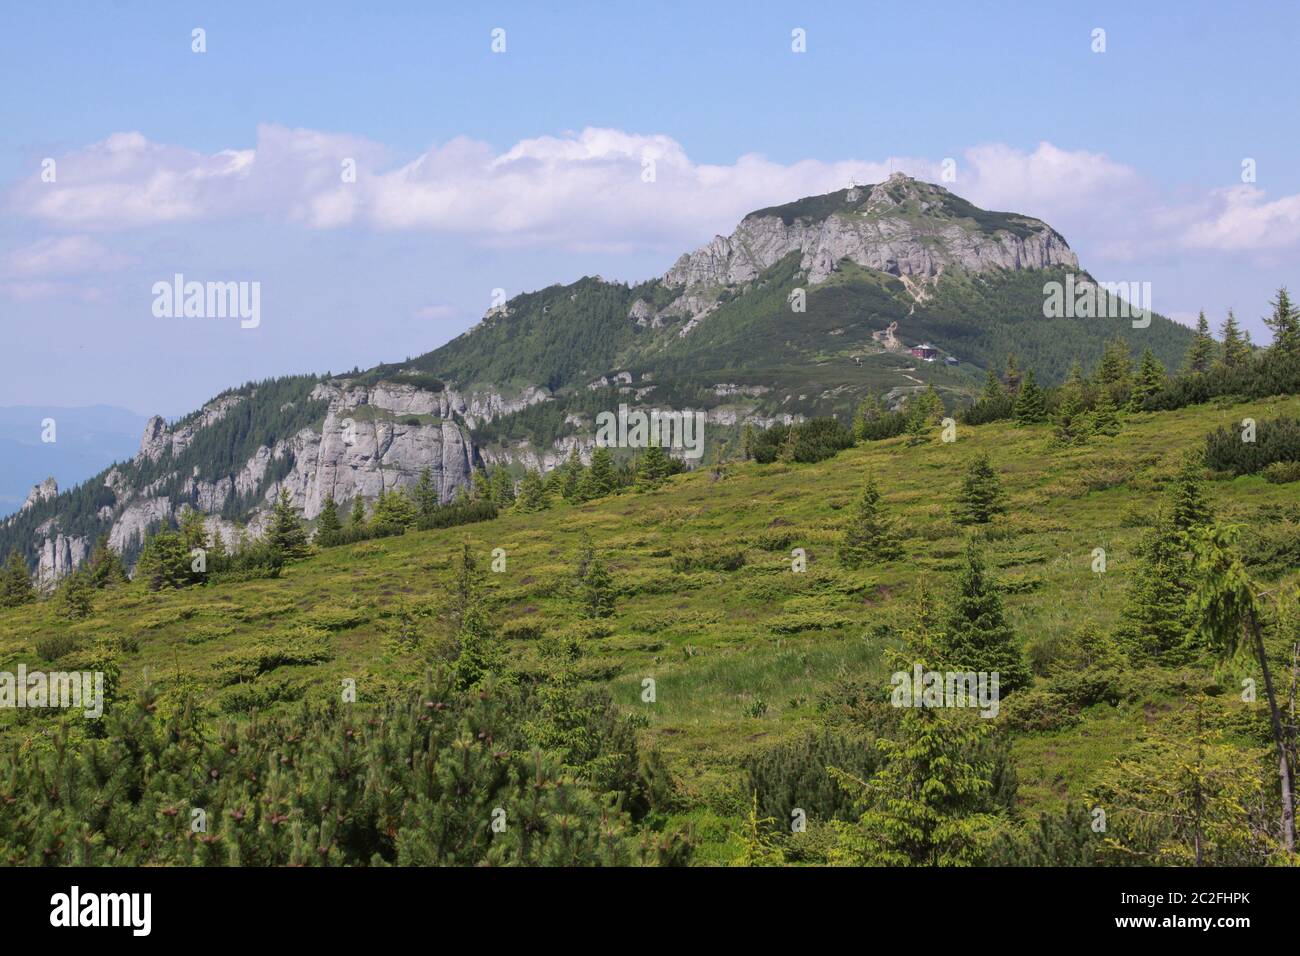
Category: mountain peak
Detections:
[{"x1": 662, "y1": 177, "x2": 1076, "y2": 297}]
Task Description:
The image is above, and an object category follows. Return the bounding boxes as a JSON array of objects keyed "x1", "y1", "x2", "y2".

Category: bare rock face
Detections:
[
  {"x1": 37, "y1": 533, "x2": 88, "y2": 590},
  {"x1": 21, "y1": 477, "x2": 58, "y2": 513},
  {"x1": 661, "y1": 173, "x2": 1077, "y2": 332},
  {"x1": 108, "y1": 496, "x2": 174, "y2": 554},
  {"x1": 138, "y1": 396, "x2": 244, "y2": 461},
  {"x1": 278, "y1": 384, "x2": 477, "y2": 519}
]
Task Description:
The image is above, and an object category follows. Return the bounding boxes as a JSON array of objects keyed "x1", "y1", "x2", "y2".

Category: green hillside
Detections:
[{"x1": 4, "y1": 390, "x2": 1297, "y2": 865}]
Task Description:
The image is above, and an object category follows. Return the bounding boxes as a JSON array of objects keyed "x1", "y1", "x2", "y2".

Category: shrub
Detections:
[{"x1": 34, "y1": 633, "x2": 79, "y2": 662}]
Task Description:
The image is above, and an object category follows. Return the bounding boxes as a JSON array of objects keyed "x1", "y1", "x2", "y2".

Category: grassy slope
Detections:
[{"x1": 3, "y1": 394, "x2": 1297, "y2": 860}]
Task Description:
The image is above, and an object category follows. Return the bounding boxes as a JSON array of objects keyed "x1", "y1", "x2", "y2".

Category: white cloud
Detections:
[
  {"x1": 1182, "y1": 185, "x2": 1300, "y2": 251},
  {"x1": 2, "y1": 235, "x2": 130, "y2": 277},
  {"x1": 9, "y1": 126, "x2": 1300, "y2": 265}
]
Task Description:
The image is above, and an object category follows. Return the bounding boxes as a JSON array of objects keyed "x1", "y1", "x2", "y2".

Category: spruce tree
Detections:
[
  {"x1": 561, "y1": 447, "x2": 585, "y2": 501},
  {"x1": 1219, "y1": 309, "x2": 1251, "y2": 369},
  {"x1": 1264, "y1": 286, "x2": 1299, "y2": 357},
  {"x1": 268, "y1": 488, "x2": 310, "y2": 560},
  {"x1": 1095, "y1": 336, "x2": 1134, "y2": 406},
  {"x1": 981, "y1": 368, "x2": 1003, "y2": 401},
  {"x1": 1115, "y1": 513, "x2": 1196, "y2": 663},
  {"x1": 514, "y1": 470, "x2": 551, "y2": 512},
  {"x1": 316, "y1": 495, "x2": 342, "y2": 546},
  {"x1": 939, "y1": 540, "x2": 1031, "y2": 693},
  {"x1": 489, "y1": 467, "x2": 516, "y2": 506},
  {"x1": 1129, "y1": 348, "x2": 1166, "y2": 409},
  {"x1": 1002, "y1": 353, "x2": 1022, "y2": 394},
  {"x1": 1052, "y1": 384, "x2": 1090, "y2": 446},
  {"x1": 452, "y1": 602, "x2": 500, "y2": 690},
  {"x1": 135, "y1": 528, "x2": 191, "y2": 591},
  {"x1": 1183, "y1": 311, "x2": 1215, "y2": 374},
  {"x1": 1012, "y1": 369, "x2": 1047, "y2": 424},
  {"x1": 839, "y1": 476, "x2": 903, "y2": 567},
  {"x1": 580, "y1": 448, "x2": 617, "y2": 500},
  {"x1": 453, "y1": 540, "x2": 477, "y2": 619},
  {"x1": 373, "y1": 488, "x2": 416, "y2": 530},
  {"x1": 954, "y1": 453, "x2": 1007, "y2": 524},
  {"x1": 0, "y1": 550, "x2": 34, "y2": 608},
  {"x1": 1087, "y1": 390, "x2": 1122, "y2": 436},
  {"x1": 1168, "y1": 456, "x2": 1212, "y2": 532},
  {"x1": 412, "y1": 467, "x2": 439, "y2": 522},
  {"x1": 347, "y1": 496, "x2": 367, "y2": 536},
  {"x1": 86, "y1": 533, "x2": 127, "y2": 589},
  {"x1": 581, "y1": 555, "x2": 616, "y2": 619},
  {"x1": 636, "y1": 445, "x2": 670, "y2": 488},
  {"x1": 832, "y1": 706, "x2": 995, "y2": 866},
  {"x1": 57, "y1": 569, "x2": 95, "y2": 620}
]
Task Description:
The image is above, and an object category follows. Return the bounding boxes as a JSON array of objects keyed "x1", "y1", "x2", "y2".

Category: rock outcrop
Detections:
[
  {"x1": 21, "y1": 477, "x2": 58, "y2": 513},
  {"x1": 660, "y1": 173, "x2": 1077, "y2": 331}
]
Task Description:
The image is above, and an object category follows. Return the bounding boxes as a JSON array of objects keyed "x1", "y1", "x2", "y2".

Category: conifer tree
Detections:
[
  {"x1": 0, "y1": 550, "x2": 34, "y2": 608},
  {"x1": 851, "y1": 395, "x2": 888, "y2": 442},
  {"x1": 839, "y1": 476, "x2": 903, "y2": 567},
  {"x1": 741, "y1": 423, "x2": 758, "y2": 458},
  {"x1": 514, "y1": 470, "x2": 551, "y2": 512},
  {"x1": 581, "y1": 555, "x2": 616, "y2": 619},
  {"x1": 560, "y1": 447, "x2": 585, "y2": 501},
  {"x1": 1002, "y1": 353, "x2": 1022, "y2": 394},
  {"x1": 86, "y1": 534, "x2": 127, "y2": 589},
  {"x1": 1052, "y1": 384, "x2": 1090, "y2": 446},
  {"x1": 1088, "y1": 390, "x2": 1122, "y2": 436},
  {"x1": 579, "y1": 447, "x2": 617, "y2": 500},
  {"x1": 1064, "y1": 359, "x2": 1086, "y2": 391},
  {"x1": 831, "y1": 706, "x2": 996, "y2": 866},
  {"x1": 268, "y1": 488, "x2": 310, "y2": 559},
  {"x1": 1168, "y1": 456, "x2": 1213, "y2": 532},
  {"x1": 939, "y1": 540, "x2": 1031, "y2": 693},
  {"x1": 471, "y1": 468, "x2": 492, "y2": 502},
  {"x1": 1095, "y1": 336, "x2": 1134, "y2": 388},
  {"x1": 981, "y1": 368, "x2": 1003, "y2": 401},
  {"x1": 453, "y1": 540, "x2": 477, "y2": 620},
  {"x1": 1219, "y1": 309, "x2": 1251, "y2": 369},
  {"x1": 412, "y1": 467, "x2": 439, "y2": 521},
  {"x1": 316, "y1": 495, "x2": 342, "y2": 546},
  {"x1": 347, "y1": 495, "x2": 367, "y2": 535},
  {"x1": 1264, "y1": 286, "x2": 1299, "y2": 357},
  {"x1": 452, "y1": 602, "x2": 500, "y2": 690},
  {"x1": 954, "y1": 453, "x2": 1006, "y2": 524},
  {"x1": 1115, "y1": 513, "x2": 1195, "y2": 663},
  {"x1": 489, "y1": 467, "x2": 516, "y2": 506},
  {"x1": 373, "y1": 488, "x2": 416, "y2": 530},
  {"x1": 1012, "y1": 369, "x2": 1047, "y2": 424},
  {"x1": 1129, "y1": 348, "x2": 1166, "y2": 409},
  {"x1": 178, "y1": 509, "x2": 208, "y2": 554},
  {"x1": 57, "y1": 569, "x2": 95, "y2": 620},
  {"x1": 135, "y1": 528, "x2": 191, "y2": 591},
  {"x1": 1183, "y1": 311, "x2": 1215, "y2": 374},
  {"x1": 636, "y1": 445, "x2": 670, "y2": 488}
]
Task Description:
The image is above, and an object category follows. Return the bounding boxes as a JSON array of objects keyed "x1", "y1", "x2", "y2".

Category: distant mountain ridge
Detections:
[{"x1": 0, "y1": 175, "x2": 1194, "y2": 585}]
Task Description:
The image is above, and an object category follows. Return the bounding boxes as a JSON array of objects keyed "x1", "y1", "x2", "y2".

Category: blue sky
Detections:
[{"x1": 2, "y1": 0, "x2": 1298, "y2": 417}]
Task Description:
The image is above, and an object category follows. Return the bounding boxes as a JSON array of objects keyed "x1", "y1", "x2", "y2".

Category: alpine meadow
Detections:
[{"x1": 2, "y1": 2, "x2": 1299, "y2": 933}]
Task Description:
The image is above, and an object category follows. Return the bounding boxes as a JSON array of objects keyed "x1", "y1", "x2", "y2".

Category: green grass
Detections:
[{"x1": 3, "y1": 393, "x2": 1298, "y2": 861}]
